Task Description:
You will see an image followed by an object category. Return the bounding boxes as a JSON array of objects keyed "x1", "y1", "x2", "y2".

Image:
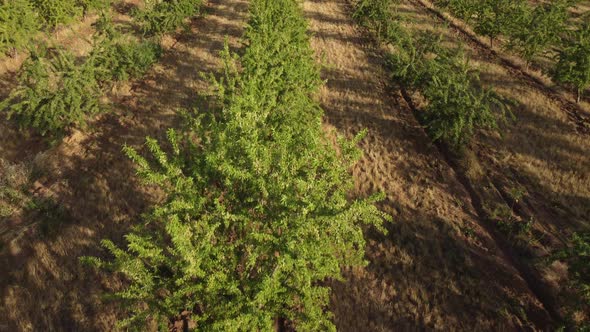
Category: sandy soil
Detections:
[
  {"x1": 303, "y1": 0, "x2": 554, "y2": 330},
  {"x1": 0, "y1": 0, "x2": 248, "y2": 330}
]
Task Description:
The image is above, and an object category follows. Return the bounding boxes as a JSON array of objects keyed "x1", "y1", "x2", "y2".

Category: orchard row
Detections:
[
  {"x1": 433, "y1": 0, "x2": 590, "y2": 102},
  {"x1": 354, "y1": 0, "x2": 511, "y2": 149},
  {"x1": 354, "y1": 0, "x2": 590, "y2": 327},
  {"x1": 0, "y1": 0, "x2": 203, "y2": 136},
  {"x1": 82, "y1": 0, "x2": 388, "y2": 330}
]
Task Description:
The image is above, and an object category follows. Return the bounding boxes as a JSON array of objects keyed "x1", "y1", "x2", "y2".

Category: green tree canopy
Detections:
[{"x1": 84, "y1": 0, "x2": 389, "y2": 330}]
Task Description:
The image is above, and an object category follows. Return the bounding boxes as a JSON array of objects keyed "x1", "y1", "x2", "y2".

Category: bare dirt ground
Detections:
[
  {"x1": 414, "y1": 0, "x2": 590, "y2": 116},
  {"x1": 397, "y1": 0, "x2": 590, "y2": 325},
  {"x1": 303, "y1": 0, "x2": 556, "y2": 330},
  {"x1": 0, "y1": 0, "x2": 145, "y2": 166},
  {"x1": 0, "y1": 0, "x2": 248, "y2": 330},
  {"x1": 1, "y1": 0, "x2": 586, "y2": 330}
]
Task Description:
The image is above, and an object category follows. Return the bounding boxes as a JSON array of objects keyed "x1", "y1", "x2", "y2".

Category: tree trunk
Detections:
[
  {"x1": 274, "y1": 317, "x2": 287, "y2": 332},
  {"x1": 577, "y1": 89, "x2": 581, "y2": 103}
]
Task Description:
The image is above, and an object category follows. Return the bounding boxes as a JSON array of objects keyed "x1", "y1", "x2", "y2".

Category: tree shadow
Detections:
[
  {"x1": 331, "y1": 209, "x2": 551, "y2": 331},
  {"x1": 303, "y1": 0, "x2": 555, "y2": 330},
  {"x1": 390, "y1": 0, "x2": 590, "y2": 323},
  {"x1": 478, "y1": 87, "x2": 590, "y2": 240},
  {"x1": 0, "y1": 0, "x2": 249, "y2": 330}
]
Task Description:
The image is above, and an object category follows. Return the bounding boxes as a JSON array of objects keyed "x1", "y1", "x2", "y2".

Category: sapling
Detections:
[
  {"x1": 83, "y1": 0, "x2": 389, "y2": 330},
  {"x1": 552, "y1": 23, "x2": 590, "y2": 103}
]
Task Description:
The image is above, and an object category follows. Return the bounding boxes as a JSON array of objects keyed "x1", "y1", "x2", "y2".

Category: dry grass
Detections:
[
  {"x1": 0, "y1": 0, "x2": 587, "y2": 330},
  {"x1": 398, "y1": 0, "x2": 590, "y2": 322},
  {"x1": 0, "y1": 14, "x2": 96, "y2": 77},
  {"x1": 304, "y1": 0, "x2": 552, "y2": 330},
  {"x1": 0, "y1": 0, "x2": 249, "y2": 330},
  {"x1": 0, "y1": 159, "x2": 30, "y2": 219},
  {"x1": 415, "y1": 0, "x2": 590, "y2": 113}
]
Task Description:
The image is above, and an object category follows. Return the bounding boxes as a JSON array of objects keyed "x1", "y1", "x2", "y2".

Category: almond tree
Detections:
[
  {"x1": 473, "y1": 0, "x2": 527, "y2": 48},
  {"x1": 552, "y1": 23, "x2": 590, "y2": 103},
  {"x1": 0, "y1": 46, "x2": 102, "y2": 135},
  {"x1": 507, "y1": 0, "x2": 575, "y2": 67},
  {"x1": 132, "y1": 0, "x2": 204, "y2": 35},
  {"x1": 84, "y1": 0, "x2": 388, "y2": 330}
]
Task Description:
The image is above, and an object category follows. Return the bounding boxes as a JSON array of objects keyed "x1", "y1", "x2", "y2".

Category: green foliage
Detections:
[
  {"x1": 386, "y1": 32, "x2": 444, "y2": 87},
  {"x1": 90, "y1": 17, "x2": 162, "y2": 83},
  {"x1": 472, "y1": 0, "x2": 527, "y2": 48},
  {"x1": 506, "y1": 0, "x2": 574, "y2": 65},
  {"x1": 85, "y1": 0, "x2": 388, "y2": 330},
  {"x1": 1, "y1": 12, "x2": 162, "y2": 136},
  {"x1": 91, "y1": 13, "x2": 162, "y2": 82},
  {"x1": 418, "y1": 50, "x2": 506, "y2": 147},
  {"x1": 0, "y1": 0, "x2": 40, "y2": 56},
  {"x1": 0, "y1": 46, "x2": 102, "y2": 135},
  {"x1": 432, "y1": 0, "x2": 477, "y2": 22},
  {"x1": 391, "y1": 35, "x2": 507, "y2": 148},
  {"x1": 77, "y1": 0, "x2": 111, "y2": 16},
  {"x1": 30, "y1": 0, "x2": 110, "y2": 28},
  {"x1": 554, "y1": 232, "x2": 590, "y2": 324},
  {"x1": 355, "y1": 0, "x2": 511, "y2": 149},
  {"x1": 434, "y1": 0, "x2": 579, "y2": 72},
  {"x1": 133, "y1": 0, "x2": 203, "y2": 36},
  {"x1": 93, "y1": 38, "x2": 161, "y2": 82},
  {"x1": 0, "y1": 0, "x2": 111, "y2": 55},
  {"x1": 352, "y1": 0, "x2": 402, "y2": 41},
  {"x1": 93, "y1": 10, "x2": 118, "y2": 38},
  {"x1": 552, "y1": 23, "x2": 590, "y2": 103},
  {"x1": 31, "y1": 0, "x2": 82, "y2": 27}
]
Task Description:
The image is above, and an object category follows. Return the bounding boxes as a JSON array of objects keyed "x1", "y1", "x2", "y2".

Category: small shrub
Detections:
[
  {"x1": 353, "y1": 0, "x2": 402, "y2": 41},
  {"x1": 387, "y1": 32, "x2": 511, "y2": 149},
  {"x1": 133, "y1": 0, "x2": 203, "y2": 36},
  {"x1": 93, "y1": 11, "x2": 118, "y2": 39},
  {"x1": 92, "y1": 36, "x2": 162, "y2": 82},
  {"x1": 506, "y1": 0, "x2": 573, "y2": 66},
  {"x1": 354, "y1": 0, "x2": 512, "y2": 149},
  {"x1": 0, "y1": 0, "x2": 40, "y2": 56},
  {"x1": 554, "y1": 232, "x2": 590, "y2": 326},
  {"x1": 91, "y1": 13, "x2": 162, "y2": 82},
  {"x1": 77, "y1": 0, "x2": 111, "y2": 16},
  {"x1": 1, "y1": 12, "x2": 162, "y2": 136},
  {"x1": 420, "y1": 53, "x2": 506, "y2": 148},
  {"x1": 472, "y1": 0, "x2": 527, "y2": 48},
  {"x1": 31, "y1": 0, "x2": 82, "y2": 28},
  {"x1": 84, "y1": 0, "x2": 389, "y2": 330},
  {"x1": 0, "y1": 46, "x2": 102, "y2": 136},
  {"x1": 433, "y1": 0, "x2": 477, "y2": 22},
  {"x1": 386, "y1": 32, "x2": 443, "y2": 87},
  {"x1": 552, "y1": 23, "x2": 590, "y2": 103},
  {"x1": 32, "y1": 0, "x2": 110, "y2": 27}
]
